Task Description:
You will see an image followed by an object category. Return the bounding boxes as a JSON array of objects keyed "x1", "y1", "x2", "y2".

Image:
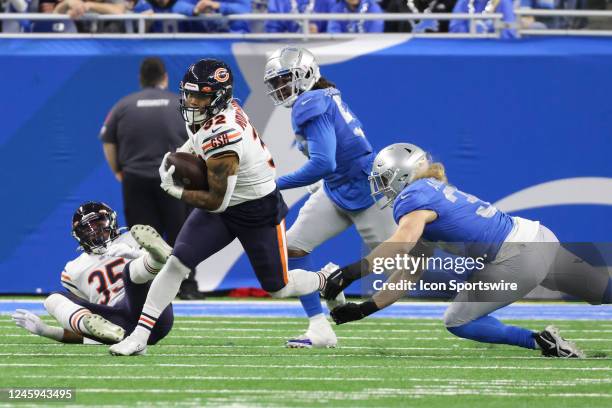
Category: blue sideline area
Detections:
[{"x1": 1, "y1": 300, "x2": 610, "y2": 320}]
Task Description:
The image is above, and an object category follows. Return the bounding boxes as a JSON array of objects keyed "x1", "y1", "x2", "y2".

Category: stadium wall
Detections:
[{"x1": 0, "y1": 37, "x2": 610, "y2": 295}]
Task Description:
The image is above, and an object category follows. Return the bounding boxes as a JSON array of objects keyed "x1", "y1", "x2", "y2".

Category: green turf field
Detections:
[{"x1": 0, "y1": 315, "x2": 610, "y2": 407}]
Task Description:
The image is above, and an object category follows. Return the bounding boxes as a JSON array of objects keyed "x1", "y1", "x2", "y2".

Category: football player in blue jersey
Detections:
[
  {"x1": 264, "y1": 47, "x2": 397, "y2": 348},
  {"x1": 322, "y1": 143, "x2": 612, "y2": 357}
]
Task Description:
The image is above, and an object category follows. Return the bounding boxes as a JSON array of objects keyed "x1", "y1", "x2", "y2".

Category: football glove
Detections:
[
  {"x1": 321, "y1": 259, "x2": 368, "y2": 300},
  {"x1": 12, "y1": 309, "x2": 48, "y2": 336},
  {"x1": 159, "y1": 152, "x2": 184, "y2": 199},
  {"x1": 330, "y1": 300, "x2": 379, "y2": 325}
]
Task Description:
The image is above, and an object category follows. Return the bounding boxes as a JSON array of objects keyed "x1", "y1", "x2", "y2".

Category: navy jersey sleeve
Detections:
[
  {"x1": 392, "y1": 181, "x2": 438, "y2": 224},
  {"x1": 291, "y1": 90, "x2": 331, "y2": 128}
]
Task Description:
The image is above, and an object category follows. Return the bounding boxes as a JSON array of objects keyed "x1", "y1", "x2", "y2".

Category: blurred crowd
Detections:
[{"x1": 1, "y1": 0, "x2": 610, "y2": 35}]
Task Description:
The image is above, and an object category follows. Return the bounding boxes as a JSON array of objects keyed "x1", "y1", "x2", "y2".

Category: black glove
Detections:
[
  {"x1": 330, "y1": 300, "x2": 380, "y2": 325},
  {"x1": 321, "y1": 259, "x2": 369, "y2": 300}
]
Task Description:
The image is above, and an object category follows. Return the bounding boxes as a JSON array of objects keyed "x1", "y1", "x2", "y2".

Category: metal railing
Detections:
[{"x1": 0, "y1": 10, "x2": 611, "y2": 38}]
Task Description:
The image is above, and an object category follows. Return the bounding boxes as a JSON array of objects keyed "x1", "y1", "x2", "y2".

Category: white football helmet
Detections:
[
  {"x1": 264, "y1": 46, "x2": 321, "y2": 108},
  {"x1": 369, "y1": 143, "x2": 431, "y2": 209}
]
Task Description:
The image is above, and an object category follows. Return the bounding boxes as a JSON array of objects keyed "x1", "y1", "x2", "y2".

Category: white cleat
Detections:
[
  {"x1": 82, "y1": 314, "x2": 125, "y2": 343},
  {"x1": 109, "y1": 334, "x2": 147, "y2": 356},
  {"x1": 130, "y1": 225, "x2": 172, "y2": 264},
  {"x1": 286, "y1": 318, "x2": 338, "y2": 349},
  {"x1": 534, "y1": 325, "x2": 585, "y2": 358},
  {"x1": 319, "y1": 263, "x2": 346, "y2": 311}
]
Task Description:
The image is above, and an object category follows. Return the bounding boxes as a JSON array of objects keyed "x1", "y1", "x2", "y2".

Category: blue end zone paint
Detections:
[{"x1": 0, "y1": 300, "x2": 610, "y2": 320}]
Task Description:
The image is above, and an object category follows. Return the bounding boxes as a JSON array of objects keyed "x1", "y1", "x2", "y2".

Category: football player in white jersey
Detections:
[
  {"x1": 110, "y1": 59, "x2": 343, "y2": 356},
  {"x1": 12, "y1": 202, "x2": 174, "y2": 347}
]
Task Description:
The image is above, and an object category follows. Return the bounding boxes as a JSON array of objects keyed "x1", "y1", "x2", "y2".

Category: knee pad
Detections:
[{"x1": 165, "y1": 255, "x2": 191, "y2": 280}]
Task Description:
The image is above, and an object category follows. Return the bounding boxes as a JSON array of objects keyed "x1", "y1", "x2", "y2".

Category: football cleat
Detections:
[
  {"x1": 319, "y1": 263, "x2": 347, "y2": 311},
  {"x1": 82, "y1": 314, "x2": 125, "y2": 344},
  {"x1": 534, "y1": 325, "x2": 585, "y2": 358},
  {"x1": 286, "y1": 318, "x2": 337, "y2": 349},
  {"x1": 109, "y1": 334, "x2": 147, "y2": 356},
  {"x1": 130, "y1": 225, "x2": 172, "y2": 264}
]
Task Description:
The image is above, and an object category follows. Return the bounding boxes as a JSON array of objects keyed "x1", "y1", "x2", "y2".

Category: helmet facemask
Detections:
[
  {"x1": 370, "y1": 168, "x2": 402, "y2": 209},
  {"x1": 72, "y1": 210, "x2": 118, "y2": 254},
  {"x1": 179, "y1": 80, "x2": 231, "y2": 132},
  {"x1": 264, "y1": 47, "x2": 320, "y2": 108}
]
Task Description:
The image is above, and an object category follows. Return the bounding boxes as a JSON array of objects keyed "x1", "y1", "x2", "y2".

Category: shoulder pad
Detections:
[
  {"x1": 392, "y1": 180, "x2": 435, "y2": 223},
  {"x1": 292, "y1": 89, "x2": 333, "y2": 127}
]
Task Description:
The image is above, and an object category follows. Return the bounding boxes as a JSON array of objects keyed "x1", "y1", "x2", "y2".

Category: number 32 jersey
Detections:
[
  {"x1": 185, "y1": 100, "x2": 277, "y2": 207},
  {"x1": 393, "y1": 178, "x2": 514, "y2": 259},
  {"x1": 60, "y1": 233, "x2": 138, "y2": 306}
]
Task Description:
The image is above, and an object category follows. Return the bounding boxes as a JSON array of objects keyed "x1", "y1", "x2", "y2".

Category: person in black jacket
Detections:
[{"x1": 382, "y1": 0, "x2": 457, "y2": 33}]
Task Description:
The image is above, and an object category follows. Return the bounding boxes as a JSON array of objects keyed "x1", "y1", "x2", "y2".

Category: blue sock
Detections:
[
  {"x1": 603, "y1": 278, "x2": 612, "y2": 304},
  {"x1": 290, "y1": 255, "x2": 323, "y2": 318},
  {"x1": 447, "y1": 315, "x2": 536, "y2": 349}
]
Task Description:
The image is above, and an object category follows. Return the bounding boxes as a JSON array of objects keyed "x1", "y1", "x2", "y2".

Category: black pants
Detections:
[
  {"x1": 122, "y1": 172, "x2": 189, "y2": 246},
  {"x1": 173, "y1": 189, "x2": 289, "y2": 292},
  {"x1": 57, "y1": 262, "x2": 174, "y2": 345}
]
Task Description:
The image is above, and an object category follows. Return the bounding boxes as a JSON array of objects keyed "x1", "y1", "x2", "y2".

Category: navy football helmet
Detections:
[
  {"x1": 179, "y1": 59, "x2": 233, "y2": 131},
  {"x1": 71, "y1": 201, "x2": 119, "y2": 254}
]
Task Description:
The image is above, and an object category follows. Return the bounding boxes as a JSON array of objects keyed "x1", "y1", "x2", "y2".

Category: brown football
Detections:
[{"x1": 166, "y1": 152, "x2": 209, "y2": 191}]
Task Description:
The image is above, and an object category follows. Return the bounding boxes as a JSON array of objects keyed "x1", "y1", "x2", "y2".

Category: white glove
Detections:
[
  {"x1": 12, "y1": 309, "x2": 48, "y2": 336},
  {"x1": 306, "y1": 180, "x2": 323, "y2": 195},
  {"x1": 159, "y1": 152, "x2": 184, "y2": 199},
  {"x1": 105, "y1": 242, "x2": 142, "y2": 259}
]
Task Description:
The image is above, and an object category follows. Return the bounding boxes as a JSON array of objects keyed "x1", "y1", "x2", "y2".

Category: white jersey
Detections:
[
  {"x1": 60, "y1": 233, "x2": 139, "y2": 306},
  {"x1": 184, "y1": 100, "x2": 277, "y2": 207}
]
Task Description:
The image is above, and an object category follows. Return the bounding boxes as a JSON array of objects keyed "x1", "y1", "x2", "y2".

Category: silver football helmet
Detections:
[
  {"x1": 264, "y1": 46, "x2": 321, "y2": 108},
  {"x1": 370, "y1": 143, "x2": 431, "y2": 209}
]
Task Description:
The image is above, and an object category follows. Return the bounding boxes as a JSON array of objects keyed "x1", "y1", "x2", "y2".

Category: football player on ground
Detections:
[
  {"x1": 263, "y1": 46, "x2": 397, "y2": 348},
  {"x1": 12, "y1": 202, "x2": 174, "y2": 345},
  {"x1": 110, "y1": 59, "x2": 341, "y2": 356},
  {"x1": 322, "y1": 143, "x2": 612, "y2": 358}
]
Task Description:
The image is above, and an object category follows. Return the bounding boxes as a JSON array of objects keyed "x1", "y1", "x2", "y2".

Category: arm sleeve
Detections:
[
  {"x1": 276, "y1": 114, "x2": 337, "y2": 190},
  {"x1": 170, "y1": 0, "x2": 197, "y2": 15},
  {"x1": 449, "y1": 0, "x2": 468, "y2": 33},
  {"x1": 219, "y1": 0, "x2": 250, "y2": 15},
  {"x1": 265, "y1": 0, "x2": 286, "y2": 33},
  {"x1": 366, "y1": 2, "x2": 384, "y2": 33}
]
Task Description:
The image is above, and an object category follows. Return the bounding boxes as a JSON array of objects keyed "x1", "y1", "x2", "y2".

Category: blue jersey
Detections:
[
  {"x1": 276, "y1": 88, "x2": 375, "y2": 211},
  {"x1": 393, "y1": 178, "x2": 514, "y2": 259}
]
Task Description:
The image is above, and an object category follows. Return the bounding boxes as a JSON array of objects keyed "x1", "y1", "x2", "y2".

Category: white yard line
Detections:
[
  {"x1": 0, "y1": 352, "x2": 610, "y2": 360},
  {"x1": 1, "y1": 362, "x2": 611, "y2": 370}
]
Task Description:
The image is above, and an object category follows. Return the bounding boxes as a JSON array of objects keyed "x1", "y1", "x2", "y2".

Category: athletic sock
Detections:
[
  {"x1": 290, "y1": 255, "x2": 324, "y2": 318},
  {"x1": 131, "y1": 255, "x2": 190, "y2": 343},
  {"x1": 447, "y1": 315, "x2": 537, "y2": 349},
  {"x1": 128, "y1": 256, "x2": 160, "y2": 285},
  {"x1": 43, "y1": 293, "x2": 91, "y2": 336}
]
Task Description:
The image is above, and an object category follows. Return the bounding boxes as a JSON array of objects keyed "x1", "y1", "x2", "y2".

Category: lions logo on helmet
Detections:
[
  {"x1": 179, "y1": 59, "x2": 234, "y2": 131},
  {"x1": 71, "y1": 201, "x2": 120, "y2": 254}
]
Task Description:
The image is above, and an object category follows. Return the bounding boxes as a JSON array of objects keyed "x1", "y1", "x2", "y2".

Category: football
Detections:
[{"x1": 166, "y1": 152, "x2": 209, "y2": 191}]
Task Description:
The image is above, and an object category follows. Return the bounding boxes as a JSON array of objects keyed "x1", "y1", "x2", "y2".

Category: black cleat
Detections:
[{"x1": 534, "y1": 325, "x2": 585, "y2": 358}]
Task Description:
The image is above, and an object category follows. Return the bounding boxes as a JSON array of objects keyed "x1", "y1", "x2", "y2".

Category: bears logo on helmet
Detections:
[{"x1": 179, "y1": 59, "x2": 234, "y2": 132}]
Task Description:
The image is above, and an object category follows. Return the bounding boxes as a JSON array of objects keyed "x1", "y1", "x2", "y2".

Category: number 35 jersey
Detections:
[
  {"x1": 185, "y1": 99, "x2": 277, "y2": 207},
  {"x1": 60, "y1": 233, "x2": 138, "y2": 306},
  {"x1": 393, "y1": 178, "x2": 514, "y2": 259}
]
